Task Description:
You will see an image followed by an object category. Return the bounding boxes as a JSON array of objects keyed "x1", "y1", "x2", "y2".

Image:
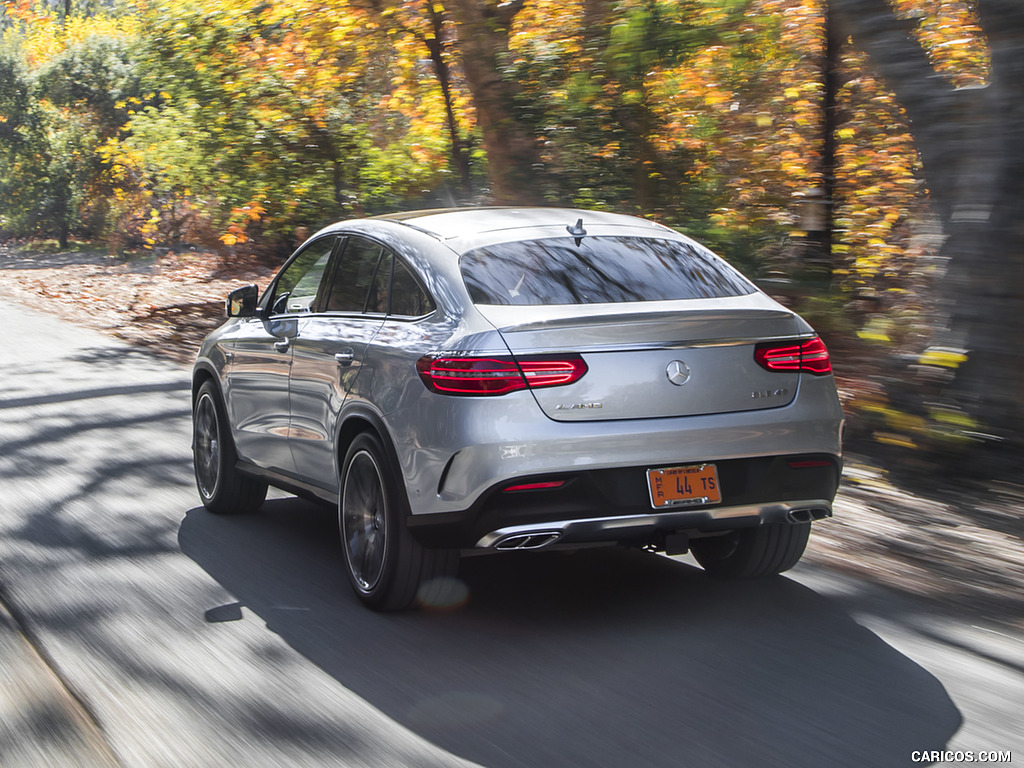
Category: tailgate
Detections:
[{"x1": 478, "y1": 299, "x2": 803, "y2": 421}]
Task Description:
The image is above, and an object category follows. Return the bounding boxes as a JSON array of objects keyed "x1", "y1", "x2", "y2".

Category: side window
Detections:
[
  {"x1": 269, "y1": 237, "x2": 336, "y2": 315},
  {"x1": 366, "y1": 250, "x2": 392, "y2": 314},
  {"x1": 324, "y1": 236, "x2": 385, "y2": 313},
  {"x1": 390, "y1": 258, "x2": 436, "y2": 317}
]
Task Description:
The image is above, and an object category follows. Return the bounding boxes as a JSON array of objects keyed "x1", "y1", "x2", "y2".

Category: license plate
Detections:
[{"x1": 647, "y1": 464, "x2": 721, "y2": 508}]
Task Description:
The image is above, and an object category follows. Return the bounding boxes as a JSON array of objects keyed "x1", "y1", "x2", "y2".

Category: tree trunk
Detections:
[
  {"x1": 819, "y1": 2, "x2": 841, "y2": 270},
  {"x1": 424, "y1": 2, "x2": 473, "y2": 200},
  {"x1": 831, "y1": 0, "x2": 1024, "y2": 456},
  {"x1": 444, "y1": 0, "x2": 544, "y2": 204}
]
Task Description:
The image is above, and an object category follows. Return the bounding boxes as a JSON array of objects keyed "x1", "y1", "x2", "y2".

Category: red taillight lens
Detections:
[
  {"x1": 502, "y1": 480, "x2": 567, "y2": 492},
  {"x1": 417, "y1": 354, "x2": 588, "y2": 396},
  {"x1": 519, "y1": 356, "x2": 589, "y2": 388},
  {"x1": 755, "y1": 337, "x2": 832, "y2": 376}
]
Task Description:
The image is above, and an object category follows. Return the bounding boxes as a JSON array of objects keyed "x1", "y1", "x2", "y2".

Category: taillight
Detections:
[
  {"x1": 417, "y1": 354, "x2": 588, "y2": 396},
  {"x1": 755, "y1": 337, "x2": 832, "y2": 375}
]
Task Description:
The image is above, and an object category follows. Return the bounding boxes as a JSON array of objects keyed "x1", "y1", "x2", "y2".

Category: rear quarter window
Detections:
[{"x1": 460, "y1": 236, "x2": 756, "y2": 305}]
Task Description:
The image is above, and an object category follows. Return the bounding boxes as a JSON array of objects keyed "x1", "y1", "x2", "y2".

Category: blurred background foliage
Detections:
[
  {"x1": 1, "y1": 0, "x2": 971, "y2": 259},
  {"x1": 1, "y1": 0, "x2": 1021, "y2": 473}
]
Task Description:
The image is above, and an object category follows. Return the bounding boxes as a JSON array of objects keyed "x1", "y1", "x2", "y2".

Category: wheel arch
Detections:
[
  {"x1": 335, "y1": 406, "x2": 461, "y2": 610},
  {"x1": 191, "y1": 363, "x2": 221, "y2": 407},
  {"x1": 335, "y1": 407, "x2": 410, "y2": 509}
]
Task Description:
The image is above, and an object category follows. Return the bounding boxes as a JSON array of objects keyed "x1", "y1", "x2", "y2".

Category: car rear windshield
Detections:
[{"x1": 460, "y1": 236, "x2": 756, "y2": 305}]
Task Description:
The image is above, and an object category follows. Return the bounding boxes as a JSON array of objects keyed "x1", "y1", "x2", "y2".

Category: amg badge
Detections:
[{"x1": 751, "y1": 388, "x2": 790, "y2": 399}]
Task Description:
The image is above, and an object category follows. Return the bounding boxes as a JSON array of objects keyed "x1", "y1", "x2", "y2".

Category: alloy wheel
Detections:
[
  {"x1": 194, "y1": 392, "x2": 221, "y2": 500},
  {"x1": 341, "y1": 449, "x2": 388, "y2": 593}
]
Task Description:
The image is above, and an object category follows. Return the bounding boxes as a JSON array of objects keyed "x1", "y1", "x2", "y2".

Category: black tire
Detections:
[
  {"x1": 690, "y1": 523, "x2": 809, "y2": 579},
  {"x1": 192, "y1": 380, "x2": 268, "y2": 514},
  {"x1": 339, "y1": 431, "x2": 459, "y2": 611}
]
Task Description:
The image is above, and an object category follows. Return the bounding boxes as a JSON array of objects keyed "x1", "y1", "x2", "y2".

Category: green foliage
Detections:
[
  {"x1": 0, "y1": 49, "x2": 43, "y2": 235},
  {"x1": 0, "y1": 33, "x2": 140, "y2": 243},
  {"x1": 0, "y1": 0, "x2": 990, "y2": 307},
  {"x1": 509, "y1": 0, "x2": 746, "y2": 221},
  {"x1": 104, "y1": 0, "x2": 465, "y2": 246},
  {"x1": 34, "y1": 34, "x2": 140, "y2": 135},
  {"x1": 0, "y1": 49, "x2": 33, "y2": 146}
]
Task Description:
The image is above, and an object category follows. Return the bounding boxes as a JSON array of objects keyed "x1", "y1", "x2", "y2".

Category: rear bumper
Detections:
[
  {"x1": 407, "y1": 453, "x2": 840, "y2": 549},
  {"x1": 476, "y1": 499, "x2": 833, "y2": 550},
  {"x1": 396, "y1": 374, "x2": 845, "y2": 519}
]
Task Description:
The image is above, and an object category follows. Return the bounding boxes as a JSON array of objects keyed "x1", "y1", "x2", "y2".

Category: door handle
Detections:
[
  {"x1": 334, "y1": 349, "x2": 355, "y2": 367},
  {"x1": 273, "y1": 339, "x2": 290, "y2": 353}
]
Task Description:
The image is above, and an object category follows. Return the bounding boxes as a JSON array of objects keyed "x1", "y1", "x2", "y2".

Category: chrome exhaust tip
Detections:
[
  {"x1": 492, "y1": 531, "x2": 563, "y2": 551},
  {"x1": 786, "y1": 507, "x2": 831, "y2": 524}
]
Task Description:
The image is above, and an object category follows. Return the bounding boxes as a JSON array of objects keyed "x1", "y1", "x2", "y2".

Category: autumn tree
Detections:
[
  {"x1": 349, "y1": 0, "x2": 477, "y2": 199},
  {"x1": 36, "y1": 34, "x2": 142, "y2": 245},
  {"x1": 0, "y1": 7, "x2": 141, "y2": 246},
  {"x1": 110, "y1": 0, "x2": 467, "y2": 247},
  {"x1": 511, "y1": 0, "x2": 735, "y2": 216},
  {"x1": 0, "y1": 49, "x2": 46, "y2": 236},
  {"x1": 831, "y1": 0, "x2": 1024, "y2": 463},
  {"x1": 444, "y1": 0, "x2": 545, "y2": 203}
]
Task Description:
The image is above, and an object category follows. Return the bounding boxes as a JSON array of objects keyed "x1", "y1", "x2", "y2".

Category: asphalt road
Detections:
[{"x1": 0, "y1": 300, "x2": 1021, "y2": 767}]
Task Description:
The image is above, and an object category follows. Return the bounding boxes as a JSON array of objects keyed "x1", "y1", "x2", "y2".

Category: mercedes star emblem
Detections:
[{"x1": 666, "y1": 360, "x2": 691, "y2": 386}]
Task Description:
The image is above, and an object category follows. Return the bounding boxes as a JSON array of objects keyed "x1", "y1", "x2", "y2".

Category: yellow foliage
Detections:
[
  {"x1": 13, "y1": 5, "x2": 140, "y2": 67},
  {"x1": 918, "y1": 347, "x2": 969, "y2": 369},
  {"x1": 874, "y1": 432, "x2": 918, "y2": 450}
]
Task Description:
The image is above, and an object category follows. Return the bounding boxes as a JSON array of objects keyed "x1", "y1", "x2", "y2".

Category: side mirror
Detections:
[{"x1": 226, "y1": 284, "x2": 259, "y2": 317}]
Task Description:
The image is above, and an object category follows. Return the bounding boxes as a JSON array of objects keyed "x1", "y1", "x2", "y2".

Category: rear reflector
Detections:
[
  {"x1": 502, "y1": 480, "x2": 567, "y2": 492},
  {"x1": 755, "y1": 337, "x2": 832, "y2": 376},
  {"x1": 787, "y1": 459, "x2": 833, "y2": 469},
  {"x1": 417, "y1": 354, "x2": 588, "y2": 396}
]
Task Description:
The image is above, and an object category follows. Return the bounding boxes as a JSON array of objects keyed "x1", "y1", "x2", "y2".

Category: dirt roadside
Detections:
[
  {"x1": 1, "y1": 244, "x2": 1021, "y2": 632},
  {"x1": 0, "y1": 245, "x2": 275, "y2": 364}
]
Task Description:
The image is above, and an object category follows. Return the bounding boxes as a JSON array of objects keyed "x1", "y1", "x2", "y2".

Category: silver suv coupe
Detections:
[{"x1": 192, "y1": 207, "x2": 844, "y2": 610}]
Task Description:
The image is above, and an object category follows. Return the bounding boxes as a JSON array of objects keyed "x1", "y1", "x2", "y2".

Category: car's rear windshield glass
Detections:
[{"x1": 460, "y1": 236, "x2": 756, "y2": 305}]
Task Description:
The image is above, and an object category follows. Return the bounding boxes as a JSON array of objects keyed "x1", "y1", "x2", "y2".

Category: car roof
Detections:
[{"x1": 371, "y1": 207, "x2": 671, "y2": 241}]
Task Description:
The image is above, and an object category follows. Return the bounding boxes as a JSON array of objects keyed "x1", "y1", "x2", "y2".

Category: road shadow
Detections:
[{"x1": 179, "y1": 497, "x2": 961, "y2": 768}]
